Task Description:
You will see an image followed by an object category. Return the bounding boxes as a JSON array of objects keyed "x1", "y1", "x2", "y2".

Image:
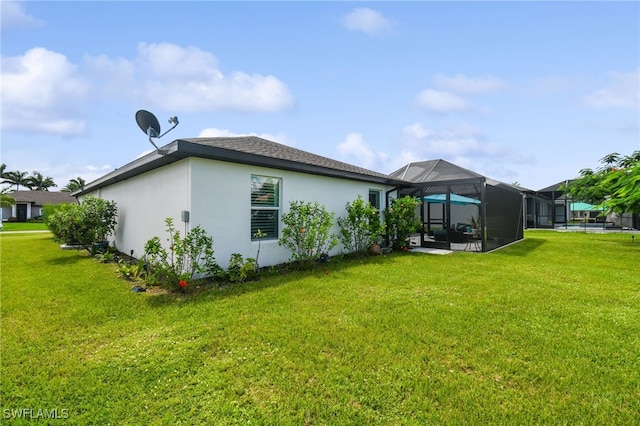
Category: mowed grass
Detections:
[
  {"x1": 1, "y1": 231, "x2": 638, "y2": 424},
  {"x1": 1, "y1": 222, "x2": 49, "y2": 231}
]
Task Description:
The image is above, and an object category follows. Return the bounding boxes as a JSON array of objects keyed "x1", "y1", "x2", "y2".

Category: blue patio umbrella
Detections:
[
  {"x1": 570, "y1": 202, "x2": 602, "y2": 211},
  {"x1": 423, "y1": 193, "x2": 481, "y2": 205}
]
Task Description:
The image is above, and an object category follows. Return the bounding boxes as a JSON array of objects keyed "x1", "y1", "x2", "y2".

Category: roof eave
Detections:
[{"x1": 75, "y1": 139, "x2": 401, "y2": 196}]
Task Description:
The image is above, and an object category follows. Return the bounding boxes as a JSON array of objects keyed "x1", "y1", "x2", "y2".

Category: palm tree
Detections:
[
  {"x1": 0, "y1": 194, "x2": 16, "y2": 207},
  {"x1": 24, "y1": 171, "x2": 57, "y2": 191},
  {"x1": 1, "y1": 170, "x2": 29, "y2": 191},
  {"x1": 62, "y1": 177, "x2": 86, "y2": 193}
]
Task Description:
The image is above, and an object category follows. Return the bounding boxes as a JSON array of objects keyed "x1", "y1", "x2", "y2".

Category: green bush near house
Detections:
[
  {"x1": 1, "y1": 231, "x2": 639, "y2": 424},
  {"x1": 43, "y1": 196, "x2": 117, "y2": 254},
  {"x1": 279, "y1": 200, "x2": 338, "y2": 266},
  {"x1": 337, "y1": 195, "x2": 384, "y2": 253}
]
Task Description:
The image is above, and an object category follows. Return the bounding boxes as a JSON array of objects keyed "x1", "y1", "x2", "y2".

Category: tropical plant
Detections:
[
  {"x1": 227, "y1": 253, "x2": 257, "y2": 283},
  {"x1": 0, "y1": 194, "x2": 16, "y2": 207},
  {"x1": 561, "y1": 151, "x2": 640, "y2": 214},
  {"x1": 384, "y1": 196, "x2": 421, "y2": 249},
  {"x1": 143, "y1": 218, "x2": 222, "y2": 289},
  {"x1": 337, "y1": 195, "x2": 384, "y2": 253},
  {"x1": 24, "y1": 171, "x2": 57, "y2": 191},
  {"x1": 62, "y1": 177, "x2": 86, "y2": 193},
  {"x1": 469, "y1": 215, "x2": 480, "y2": 229},
  {"x1": 1, "y1": 170, "x2": 29, "y2": 191},
  {"x1": 117, "y1": 258, "x2": 146, "y2": 281},
  {"x1": 279, "y1": 200, "x2": 338, "y2": 265}
]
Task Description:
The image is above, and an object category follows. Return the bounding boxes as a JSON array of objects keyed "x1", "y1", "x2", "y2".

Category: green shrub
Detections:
[
  {"x1": 143, "y1": 218, "x2": 221, "y2": 290},
  {"x1": 227, "y1": 253, "x2": 257, "y2": 283},
  {"x1": 43, "y1": 197, "x2": 117, "y2": 254},
  {"x1": 117, "y1": 259, "x2": 146, "y2": 281},
  {"x1": 337, "y1": 195, "x2": 384, "y2": 253},
  {"x1": 384, "y1": 196, "x2": 421, "y2": 249},
  {"x1": 279, "y1": 201, "x2": 338, "y2": 266}
]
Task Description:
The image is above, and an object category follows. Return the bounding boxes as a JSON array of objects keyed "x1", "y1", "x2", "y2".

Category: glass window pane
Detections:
[
  {"x1": 251, "y1": 209, "x2": 279, "y2": 240},
  {"x1": 369, "y1": 190, "x2": 380, "y2": 210},
  {"x1": 251, "y1": 175, "x2": 279, "y2": 207}
]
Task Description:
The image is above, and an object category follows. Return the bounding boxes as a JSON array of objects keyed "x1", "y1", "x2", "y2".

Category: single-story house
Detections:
[
  {"x1": 1, "y1": 191, "x2": 74, "y2": 222},
  {"x1": 524, "y1": 181, "x2": 638, "y2": 229},
  {"x1": 74, "y1": 137, "x2": 402, "y2": 268}
]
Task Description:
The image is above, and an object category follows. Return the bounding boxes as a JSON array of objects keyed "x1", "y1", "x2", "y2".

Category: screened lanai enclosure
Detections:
[{"x1": 390, "y1": 160, "x2": 524, "y2": 252}]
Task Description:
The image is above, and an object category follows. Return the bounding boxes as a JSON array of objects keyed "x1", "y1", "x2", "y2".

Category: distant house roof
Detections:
[
  {"x1": 76, "y1": 136, "x2": 402, "y2": 196},
  {"x1": 537, "y1": 179, "x2": 574, "y2": 193},
  {"x1": 7, "y1": 191, "x2": 74, "y2": 205}
]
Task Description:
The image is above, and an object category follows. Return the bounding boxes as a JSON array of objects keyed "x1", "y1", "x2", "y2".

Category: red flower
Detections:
[
  {"x1": 300, "y1": 228, "x2": 306, "y2": 233},
  {"x1": 179, "y1": 280, "x2": 188, "y2": 288}
]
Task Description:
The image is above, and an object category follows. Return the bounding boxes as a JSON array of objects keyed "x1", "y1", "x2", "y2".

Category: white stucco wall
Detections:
[
  {"x1": 87, "y1": 160, "x2": 191, "y2": 259},
  {"x1": 190, "y1": 158, "x2": 393, "y2": 268}
]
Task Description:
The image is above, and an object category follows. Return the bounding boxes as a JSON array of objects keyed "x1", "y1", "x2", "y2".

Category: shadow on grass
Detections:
[
  {"x1": 47, "y1": 252, "x2": 90, "y2": 265},
  {"x1": 142, "y1": 253, "x2": 404, "y2": 308},
  {"x1": 491, "y1": 237, "x2": 546, "y2": 257}
]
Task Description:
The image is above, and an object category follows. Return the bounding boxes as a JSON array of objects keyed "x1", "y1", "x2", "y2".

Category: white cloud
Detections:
[
  {"x1": 417, "y1": 89, "x2": 472, "y2": 113},
  {"x1": 1, "y1": 42, "x2": 295, "y2": 136},
  {"x1": 336, "y1": 133, "x2": 378, "y2": 169},
  {"x1": 584, "y1": 69, "x2": 640, "y2": 110},
  {"x1": 86, "y1": 42, "x2": 295, "y2": 112},
  {"x1": 342, "y1": 8, "x2": 393, "y2": 37},
  {"x1": 1, "y1": 1, "x2": 43, "y2": 32},
  {"x1": 395, "y1": 121, "x2": 531, "y2": 181},
  {"x1": 1, "y1": 47, "x2": 88, "y2": 135},
  {"x1": 433, "y1": 73, "x2": 507, "y2": 94},
  {"x1": 198, "y1": 128, "x2": 292, "y2": 146}
]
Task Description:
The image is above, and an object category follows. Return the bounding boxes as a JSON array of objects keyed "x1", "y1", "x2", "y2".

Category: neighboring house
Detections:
[
  {"x1": 524, "y1": 181, "x2": 638, "y2": 229},
  {"x1": 75, "y1": 137, "x2": 401, "y2": 268},
  {"x1": 1, "y1": 191, "x2": 74, "y2": 222}
]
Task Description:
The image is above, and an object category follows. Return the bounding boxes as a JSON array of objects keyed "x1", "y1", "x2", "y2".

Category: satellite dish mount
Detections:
[{"x1": 135, "y1": 110, "x2": 179, "y2": 155}]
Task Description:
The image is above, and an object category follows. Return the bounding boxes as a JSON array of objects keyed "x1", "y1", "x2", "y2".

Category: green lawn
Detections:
[
  {"x1": 1, "y1": 231, "x2": 639, "y2": 424},
  {"x1": 0, "y1": 222, "x2": 49, "y2": 231}
]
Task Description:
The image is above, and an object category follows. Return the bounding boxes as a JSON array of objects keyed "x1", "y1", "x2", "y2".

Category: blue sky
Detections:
[{"x1": 2, "y1": 1, "x2": 638, "y2": 191}]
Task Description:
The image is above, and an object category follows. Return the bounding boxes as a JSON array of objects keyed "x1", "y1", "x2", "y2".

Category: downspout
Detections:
[
  {"x1": 445, "y1": 187, "x2": 451, "y2": 250},
  {"x1": 480, "y1": 179, "x2": 487, "y2": 252},
  {"x1": 420, "y1": 186, "x2": 425, "y2": 247}
]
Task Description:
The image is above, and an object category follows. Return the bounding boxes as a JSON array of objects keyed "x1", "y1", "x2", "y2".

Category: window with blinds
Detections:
[{"x1": 251, "y1": 175, "x2": 280, "y2": 240}]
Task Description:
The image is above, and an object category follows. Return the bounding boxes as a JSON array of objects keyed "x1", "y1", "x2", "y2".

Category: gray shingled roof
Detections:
[
  {"x1": 180, "y1": 137, "x2": 393, "y2": 180},
  {"x1": 7, "y1": 191, "x2": 74, "y2": 205},
  {"x1": 76, "y1": 136, "x2": 401, "y2": 196}
]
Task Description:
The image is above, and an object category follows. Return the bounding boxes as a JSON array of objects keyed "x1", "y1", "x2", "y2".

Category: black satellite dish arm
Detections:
[
  {"x1": 158, "y1": 116, "x2": 179, "y2": 138},
  {"x1": 150, "y1": 117, "x2": 179, "y2": 154}
]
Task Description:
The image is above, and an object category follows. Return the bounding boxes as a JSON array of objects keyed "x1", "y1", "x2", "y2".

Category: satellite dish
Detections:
[
  {"x1": 136, "y1": 110, "x2": 161, "y2": 138},
  {"x1": 135, "y1": 109, "x2": 180, "y2": 155}
]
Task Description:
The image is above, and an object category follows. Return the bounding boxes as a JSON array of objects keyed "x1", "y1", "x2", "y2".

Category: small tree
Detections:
[
  {"x1": 44, "y1": 196, "x2": 118, "y2": 254},
  {"x1": 143, "y1": 218, "x2": 222, "y2": 290},
  {"x1": 384, "y1": 196, "x2": 421, "y2": 249},
  {"x1": 279, "y1": 200, "x2": 338, "y2": 265},
  {"x1": 562, "y1": 151, "x2": 640, "y2": 214},
  {"x1": 0, "y1": 194, "x2": 16, "y2": 208},
  {"x1": 337, "y1": 195, "x2": 384, "y2": 253}
]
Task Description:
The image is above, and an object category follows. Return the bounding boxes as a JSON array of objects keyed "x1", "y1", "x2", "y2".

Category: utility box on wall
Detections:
[{"x1": 181, "y1": 210, "x2": 190, "y2": 223}]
